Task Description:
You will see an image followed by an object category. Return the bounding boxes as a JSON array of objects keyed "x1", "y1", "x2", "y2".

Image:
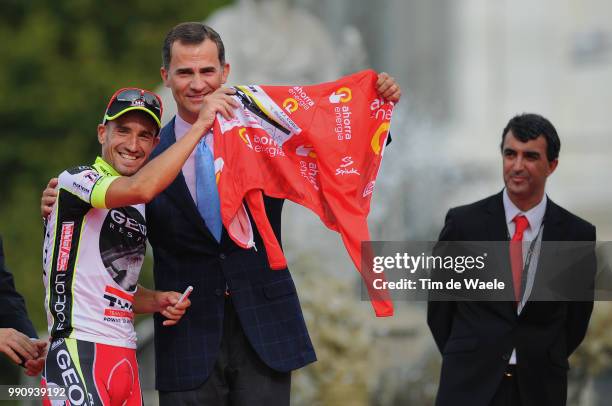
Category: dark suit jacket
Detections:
[
  {"x1": 427, "y1": 192, "x2": 595, "y2": 406},
  {"x1": 146, "y1": 119, "x2": 316, "y2": 391},
  {"x1": 0, "y1": 236, "x2": 37, "y2": 338}
]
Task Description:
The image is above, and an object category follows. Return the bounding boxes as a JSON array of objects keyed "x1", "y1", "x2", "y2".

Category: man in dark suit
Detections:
[
  {"x1": 0, "y1": 235, "x2": 47, "y2": 376},
  {"x1": 427, "y1": 113, "x2": 596, "y2": 406},
  {"x1": 149, "y1": 22, "x2": 400, "y2": 405}
]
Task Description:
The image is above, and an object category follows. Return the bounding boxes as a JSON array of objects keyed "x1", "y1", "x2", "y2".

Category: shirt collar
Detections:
[
  {"x1": 174, "y1": 113, "x2": 213, "y2": 149},
  {"x1": 174, "y1": 113, "x2": 193, "y2": 141},
  {"x1": 503, "y1": 188, "x2": 547, "y2": 231},
  {"x1": 94, "y1": 156, "x2": 120, "y2": 177}
]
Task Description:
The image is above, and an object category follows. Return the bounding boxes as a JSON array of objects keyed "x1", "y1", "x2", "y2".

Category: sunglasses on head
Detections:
[
  {"x1": 115, "y1": 88, "x2": 161, "y2": 110},
  {"x1": 103, "y1": 87, "x2": 163, "y2": 127}
]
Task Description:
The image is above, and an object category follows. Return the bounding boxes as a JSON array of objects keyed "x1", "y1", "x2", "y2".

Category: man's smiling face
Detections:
[
  {"x1": 502, "y1": 130, "x2": 558, "y2": 209},
  {"x1": 161, "y1": 39, "x2": 230, "y2": 124}
]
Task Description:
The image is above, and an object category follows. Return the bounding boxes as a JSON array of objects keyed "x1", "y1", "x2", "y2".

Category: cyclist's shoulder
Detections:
[
  {"x1": 61, "y1": 164, "x2": 98, "y2": 177},
  {"x1": 57, "y1": 165, "x2": 102, "y2": 202}
]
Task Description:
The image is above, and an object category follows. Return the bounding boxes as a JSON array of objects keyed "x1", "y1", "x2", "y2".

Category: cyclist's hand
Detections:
[
  {"x1": 24, "y1": 340, "x2": 47, "y2": 377},
  {"x1": 24, "y1": 357, "x2": 45, "y2": 376},
  {"x1": 156, "y1": 291, "x2": 191, "y2": 327},
  {"x1": 41, "y1": 178, "x2": 58, "y2": 218},
  {"x1": 195, "y1": 87, "x2": 239, "y2": 132}
]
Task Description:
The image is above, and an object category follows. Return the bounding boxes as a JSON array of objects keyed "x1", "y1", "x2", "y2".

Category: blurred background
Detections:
[{"x1": 2, "y1": 0, "x2": 611, "y2": 404}]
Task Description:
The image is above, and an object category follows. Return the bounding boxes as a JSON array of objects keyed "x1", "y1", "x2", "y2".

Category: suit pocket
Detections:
[
  {"x1": 548, "y1": 349, "x2": 570, "y2": 372},
  {"x1": 263, "y1": 278, "x2": 297, "y2": 299},
  {"x1": 443, "y1": 337, "x2": 479, "y2": 354}
]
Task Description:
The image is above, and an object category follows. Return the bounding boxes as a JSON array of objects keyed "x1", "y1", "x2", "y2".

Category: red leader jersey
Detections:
[{"x1": 212, "y1": 70, "x2": 394, "y2": 317}]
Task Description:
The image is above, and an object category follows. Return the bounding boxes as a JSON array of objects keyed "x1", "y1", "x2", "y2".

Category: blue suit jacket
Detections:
[{"x1": 147, "y1": 119, "x2": 316, "y2": 391}]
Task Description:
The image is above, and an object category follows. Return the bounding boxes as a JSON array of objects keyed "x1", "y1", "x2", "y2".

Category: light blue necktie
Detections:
[{"x1": 195, "y1": 138, "x2": 222, "y2": 242}]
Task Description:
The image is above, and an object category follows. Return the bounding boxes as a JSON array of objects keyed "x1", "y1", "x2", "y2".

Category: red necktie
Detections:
[{"x1": 510, "y1": 215, "x2": 530, "y2": 303}]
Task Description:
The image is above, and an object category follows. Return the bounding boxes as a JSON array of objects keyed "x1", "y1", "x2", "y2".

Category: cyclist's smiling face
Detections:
[{"x1": 97, "y1": 111, "x2": 159, "y2": 176}]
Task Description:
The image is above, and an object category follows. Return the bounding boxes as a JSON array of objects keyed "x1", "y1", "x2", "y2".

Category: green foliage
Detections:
[{"x1": 0, "y1": 0, "x2": 232, "y2": 337}]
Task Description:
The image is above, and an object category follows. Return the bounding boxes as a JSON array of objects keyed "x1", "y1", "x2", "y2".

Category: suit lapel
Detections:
[
  {"x1": 485, "y1": 192, "x2": 516, "y2": 318},
  {"x1": 157, "y1": 118, "x2": 219, "y2": 244},
  {"x1": 485, "y1": 192, "x2": 509, "y2": 242},
  {"x1": 541, "y1": 198, "x2": 564, "y2": 242},
  {"x1": 522, "y1": 198, "x2": 563, "y2": 308}
]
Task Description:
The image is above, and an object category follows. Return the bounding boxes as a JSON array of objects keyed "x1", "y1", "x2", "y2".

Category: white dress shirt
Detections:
[
  {"x1": 174, "y1": 114, "x2": 214, "y2": 204},
  {"x1": 502, "y1": 188, "x2": 547, "y2": 364}
]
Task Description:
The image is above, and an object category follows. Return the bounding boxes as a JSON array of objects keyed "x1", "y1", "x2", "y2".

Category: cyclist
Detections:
[{"x1": 41, "y1": 87, "x2": 229, "y2": 405}]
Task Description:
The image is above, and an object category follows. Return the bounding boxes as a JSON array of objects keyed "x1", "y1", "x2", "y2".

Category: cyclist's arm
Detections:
[
  {"x1": 103, "y1": 87, "x2": 238, "y2": 209},
  {"x1": 102, "y1": 120, "x2": 208, "y2": 209},
  {"x1": 133, "y1": 285, "x2": 191, "y2": 326}
]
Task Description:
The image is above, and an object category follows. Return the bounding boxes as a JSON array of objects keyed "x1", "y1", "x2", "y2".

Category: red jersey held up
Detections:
[{"x1": 212, "y1": 70, "x2": 395, "y2": 317}]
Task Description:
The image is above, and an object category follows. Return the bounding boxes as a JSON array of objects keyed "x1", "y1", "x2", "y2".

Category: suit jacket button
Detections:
[
  {"x1": 219, "y1": 253, "x2": 226, "y2": 260},
  {"x1": 502, "y1": 354, "x2": 510, "y2": 361},
  {"x1": 214, "y1": 288, "x2": 223, "y2": 296}
]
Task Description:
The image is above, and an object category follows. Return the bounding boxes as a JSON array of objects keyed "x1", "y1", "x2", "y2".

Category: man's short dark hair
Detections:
[
  {"x1": 162, "y1": 22, "x2": 226, "y2": 70},
  {"x1": 501, "y1": 113, "x2": 561, "y2": 162}
]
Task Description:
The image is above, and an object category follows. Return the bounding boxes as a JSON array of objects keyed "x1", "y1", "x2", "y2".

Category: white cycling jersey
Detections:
[{"x1": 43, "y1": 157, "x2": 145, "y2": 349}]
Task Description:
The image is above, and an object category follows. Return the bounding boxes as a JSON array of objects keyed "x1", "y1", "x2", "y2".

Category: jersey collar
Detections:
[{"x1": 93, "y1": 156, "x2": 120, "y2": 177}]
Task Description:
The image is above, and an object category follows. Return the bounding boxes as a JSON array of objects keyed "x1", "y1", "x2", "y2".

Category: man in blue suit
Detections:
[{"x1": 147, "y1": 22, "x2": 401, "y2": 405}]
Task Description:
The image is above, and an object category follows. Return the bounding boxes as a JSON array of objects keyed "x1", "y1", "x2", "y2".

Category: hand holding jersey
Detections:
[{"x1": 191, "y1": 86, "x2": 239, "y2": 132}]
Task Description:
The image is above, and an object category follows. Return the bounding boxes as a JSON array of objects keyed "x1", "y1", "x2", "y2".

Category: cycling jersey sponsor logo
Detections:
[
  {"x1": 104, "y1": 309, "x2": 134, "y2": 320},
  {"x1": 103, "y1": 286, "x2": 134, "y2": 322},
  {"x1": 50, "y1": 338, "x2": 65, "y2": 351},
  {"x1": 72, "y1": 182, "x2": 90, "y2": 195},
  {"x1": 83, "y1": 170, "x2": 101, "y2": 184},
  {"x1": 57, "y1": 222, "x2": 74, "y2": 272},
  {"x1": 51, "y1": 218, "x2": 79, "y2": 336},
  {"x1": 52, "y1": 270, "x2": 69, "y2": 332},
  {"x1": 250, "y1": 130, "x2": 285, "y2": 158},
  {"x1": 238, "y1": 127, "x2": 254, "y2": 149},
  {"x1": 215, "y1": 158, "x2": 224, "y2": 184},
  {"x1": 56, "y1": 348, "x2": 87, "y2": 405},
  {"x1": 282, "y1": 98, "x2": 299, "y2": 113},
  {"x1": 100, "y1": 207, "x2": 146, "y2": 292},
  {"x1": 295, "y1": 145, "x2": 317, "y2": 159},
  {"x1": 335, "y1": 156, "x2": 360, "y2": 176},
  {"x1": 288, "y1": 86, "x2": 315, "y2": 110},
  {"x1": 299, "y1": 161, "x2": 319, "y2": 191},
  {"x1": 104, "y1": 286, "x2": 134, "y2": 307},
  {"x1": 370, "y1": 97, "x2": 393, "y2": 121},
  {"x1": 109, "y1": 210, "x2": 147, "y2": 236},
  {"x1": 334, "y1": 105, "x2": 353, "y2": 141},
  {"x1": 363, "y1": 181, "x2": 376, "y2": 197},
  {"x1": 329, "y1": 87, "x2": 352, "y2": 104},
  {"x1": 371, "y1": 122, "x2": 390, "y2": 155},
  {"x1": 67, "y1": 165, "x2": 93, "y2": 175}
]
